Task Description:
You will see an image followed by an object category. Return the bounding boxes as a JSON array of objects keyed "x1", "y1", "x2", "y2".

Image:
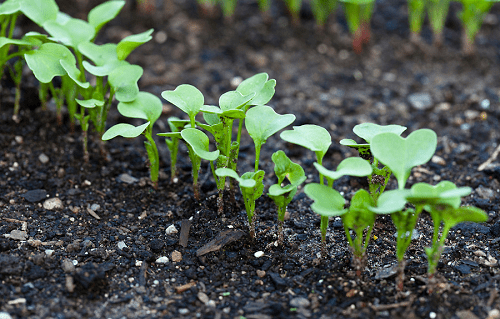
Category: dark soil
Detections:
[{"x1": 1, "y1": 0, "x2": 500, "y2": 318}]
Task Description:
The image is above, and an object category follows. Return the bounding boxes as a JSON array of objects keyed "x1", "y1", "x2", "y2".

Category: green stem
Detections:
[
  {"x1": 144, "y1": 129, "x2": 159, "y2": 188},
  {"x1": 254, "y1": 143, "x2": 262, "y2": 172}
]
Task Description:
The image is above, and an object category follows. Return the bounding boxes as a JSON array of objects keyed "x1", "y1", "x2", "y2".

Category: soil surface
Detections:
[{"x1": 1, "y1": 0, "x2": 500, "y2": 318}]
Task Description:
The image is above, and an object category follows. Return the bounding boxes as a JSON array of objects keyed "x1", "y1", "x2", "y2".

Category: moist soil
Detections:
[{"x1": 1, "y1": 0, "x2": 500, "y2": 318}]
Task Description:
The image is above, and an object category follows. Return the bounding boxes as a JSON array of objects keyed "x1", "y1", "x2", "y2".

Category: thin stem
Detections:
[{"x1": 254, "y1": 143, "x2": 262, "y2": 172}]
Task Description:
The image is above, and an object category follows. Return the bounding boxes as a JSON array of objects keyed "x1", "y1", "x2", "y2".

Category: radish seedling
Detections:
[
  {"x1": 305, "y1": 157, "x2": 372, "y2": 256},
  {"x1": 408, "y1": 0, "x2": 426, "y2": 43},
  {"x1": 102, "y1": 92, "x2": 162, "y2": 188},
  {"x1": 311, "y1": 0, "x2": 338, "y2": 27},
  {"x1": 340, "y1": 0, "x2": 375, "y2": 53},
  {"x1": 427, "y1": 0, "x2": 450, "y2": 47},
  {"x1": 340, "y1": 123, "x2": 407, "y2": 202},
  {"x1": 245, "y1": 105, "x2": 296, "y2": 172},
  {"x1": 160, "y1": 117, "x2": 190, "y2": 183},
  {"x1": 215, "y1": 168, "x2": 264, "y2": 238},
  {"x1": 457, "y1": 0, "x2": 498, "y2": 55},
  {"x1": 268, "y1": 150, "x2": 306, "y2": 244},
  {"x1": 162, "y1": 84, "x2": 204, "y2": 129}
]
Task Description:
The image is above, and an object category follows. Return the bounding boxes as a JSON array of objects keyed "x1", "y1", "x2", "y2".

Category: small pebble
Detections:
[
  {"x1": 0, "y1": 312, "x2": 13, "y2": 319},
  {"x1": 14, "y1": 136, "x2": 23, "y2": 144},
  {"x1": 256, "y1": 270, "x2": 266, "y2": 278},
  {"x1": 43, "y1": 198, "x2": 63, "y2": 210},
  {"x1": 290, "y1": 297, "x2": 311, "y2": 308},
  {"x1": 45, "y1": 249, "x2": 54, "y2": 257},
  {"x1": 38, "y1": 153, "x2": 49, "y2": 164},
  {"x1": 429, "y1": 312, "x2": 436, "y2": 319},
  {"x1": 155, "y1": 256, "x2": 169, "y2": 264},
  {"x1": 197, "y1": 292, "x2": 209, "y2": 304},
  {"x1": 165, "y1": 224, "x2": 178, "y2": 235},
  {"x1": 6, "y1": 230, "x2": 27, "y2": 241},
  {"x1": 154, "y1": 30, "x2": 167, "y2": 44},
  {"x1": 488, "y1": 309, "x2": 500, "y2": 319},
  {"x1": 230, "y1": 76, "x2": 243, "y2": 88},
  {"x1": 178, "y1": 308, "x2": 189, "y2": 315},
  {"x1": 431, "y1": 155, "x2": 446, "y2": 166},
  {"x1": 117, "y1": 173, "x2": 138, "y2": 184},
  {"x1": 90, "y1": 204, "x2": 100, "y2": 211},
  {"x1": 61, "y1": 259, "x2": 75, "y2": 273},
  {"x1": 117, "y1": 241, "x2": 127, "y2": 250},
  {"x1": 254, "y1": 251, "x2": 264, "y2": 258},
  {"x1": 171, "y1": 250, "x2": 182, "y2": 262}
]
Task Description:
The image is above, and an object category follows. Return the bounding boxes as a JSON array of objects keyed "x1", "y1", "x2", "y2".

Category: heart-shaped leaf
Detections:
[
  {"x1": 245, "y1": 105, "x2": 295, "y2": 147},
  {"x1": 108, "y1": 64, "x2": 143, "y2": 102},
  {"x1": 236, "y1": 72, "x2": 276, "y2": 106},
  {"x1": 353, "y1": 123, "x2": 407, "y2": 144},
  {"x1": 117, "y1": 91, "x2": 162, "y2": 125},
  {"x1": 76, "y1": 98, "x2": 104, "y2": 109},
  {"x1": 370, "y1": 129, "x2": 437, "y2": 189},
  {"x1": 181, "y1": 128, "x2": 220, "y2": 161},
  {"x1": 215, "y1": 168, "x2": 256, "y2": 188},
  {"x1": 219, "y1": 91, "x2": 255, "y2": 111},
  {"x1": 24, "y1": 43, "x2": 74, "y2": 83},
  {"x1": 406, "y1": 181, "x2": 471, "y2": 208},
  {"x1": 20, "y1": 0, "x2": 58, "y2": 26},
  {"x1": 79, "y1": 42, "x2": 118, "y2": 66},
  {"x1": 280, "y1": 124, "x2": 331, "y2": 163},
  {"x1": 116, "y1": 28, "x2": 153, "y2": 60},
  {"x1": 102, "y1": 122, "x2": 150, "y2": 140},
  {"x1": 313, "y1": 157, "x2": 372, "y2": 181},
  {"x1": 88, "y1": 0, "x2": 125, "y2": 35},
  {"x1": 162, "y1": 84, "x2": 204, "y2": 127},
  {"x1": 43, "y1": 17, "x2": 95, "y2": 49},
  {"x1": 304, "y1": 183, "x2": 347, "y2": 217},
  {"x1": 0, "y1": 0, "x2": 21, "y2": 15},
  {"x1": 369, "y1": 189, "x2": 410, "y2": 214}
]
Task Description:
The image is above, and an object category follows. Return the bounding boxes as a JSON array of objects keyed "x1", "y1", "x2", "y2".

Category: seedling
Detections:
[
  {"x1": 340, "y1": 0, "x2": 375, "y2": 53},
  {"x1": 161, "y1": 117, "x2": 190, "y2": 182},
  {"x1": 283, "y1": 0, "x2": 302, "y2": 25},
  {"x1": 340, "y1": 123, "x2": 407, "y2": 202},
  {"x1": 215, "y1": 168, "x2": 264, "y2": 238},
  {"x1": 457, "y1": 0, "x2": 497, "y2": 55},
  {"x1": 305, "y1": 157, "x2": 372, "y2": 256},
  {"x1": 407, "y1": 0, "x2": 426, "y2": 43},
  {"x1": 405, "y1": 182, "x2": 486, "y2": 280},
  {"x1": 268, "y1": 150, "x2": 306, "y2": 244},
  {"x1": 245, "y1": 105, "x2": 296, "y2": 171},
  {"x1": 311, "y1": 0, "x2": 338, "y2": 28},
  {"x1": 102, "y1": 92, "x2": 163, "y2": 188},
  {"x1": 162, "y1": 84, "x2": 203, "y2": 129},
  {"x1": 427, "y1": 0, "x2": 450, "y2": 47}
]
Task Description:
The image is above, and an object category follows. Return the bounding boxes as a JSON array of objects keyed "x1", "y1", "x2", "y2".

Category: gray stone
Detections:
[
  {"x1": 38, "y1": 153, "x2": 49, "y2": 164},
  {"x1": 61, "y1": 259, "x2": 75, "y2": 273},
  {"x1": 290, "y1": 297, "x2": 311, "y2": 308},
  {"x1": 21, "y1": 189, "x2": 47, "y2": 202},
  {"x1": 6, "y1": 230, "x2": 27, "y2": 241},
  {"x1": 476, "y1": 186, "x2": 494, "y2": 200},
  {"x1": 408, "y1": 92, "x2": 433, "y2": 110},
  {"x1": 117, "y1": 173, "x2": 138, "y2": 184}
]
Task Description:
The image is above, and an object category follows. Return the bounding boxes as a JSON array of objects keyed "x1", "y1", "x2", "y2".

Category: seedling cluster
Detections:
[{"x1": 0, "y1": 0, "x2": 489, "y2": 293}]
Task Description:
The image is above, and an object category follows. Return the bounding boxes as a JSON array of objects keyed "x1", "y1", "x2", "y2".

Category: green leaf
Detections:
[
  {"x1": 116, "y1": 28, "x2": 153, "y2": 60},
  {"x1": 369, "y1": 189, "x2": 410, "y2": 214},
  {"x1": 108, "y1": 64, "x2": 143, "y2": 102},
  {"x1": 280, "y1": 124, "x2": 331, "y2": 162},
  {"x1": 76, "y1": 98, "x2": 104, "y2": 109},
  {"x1": 24, "y1": 43, "x2": 75, "y2": 83},
  {"x1": 342, "y1": 189, "x2": 376, "y2": 230},
  {"x1": 245, "y1": 105, "x2": 295, "y2": 146},
  {"x1": 162, "y1": 84, "x2": 204, "y2": 126},
  {"x1": 444, "y1": 206, "x2": 488, "y2": 227},
  {"x1": 0, "y1": 37, "x2": 33, "y2": 49},
  {"x1": 20, "y1": 0, "x2": 58, "y2": 26},
  {"x1": 215, "y1": 168, "x2": 256, "y2": 188},
  {"x1": 236, "y1": 72, "x2": 276, "y2": 106},
  {"x1": 241, "y1": 170, "x2": 265, "y2": 199},
  {"x1": 353, "y1": 123, "x2": 407, "y2": 144},
  {"x1": 406, "y1": 181, "x2": 470, "y2": 208},
  {"x1": 271, "y1": 150, "x2": 306, "y2": 186},
  {"x1": 102, "y1": 122, "x2": 150, "y2": 140},
  {"x1": 304, "y1": 183, "x2": 347, "y2": 217},
  {"x1": 88, "y1": 0, "x2": 125, "y2": 35},
  {"x1": 181, "y1": 128, "x2": 220, "y2": 161},
  {"x1": 117, "y1": 91, "x2": 162, "y2": 124},
  {"x1": 43, "y1": 17, "x2": 95, "y2": 49},
  {"x1": 219, "y1": 90, "x2": 255, "y2": 111},
  {"x1": 370, "y1": 129, "x2": 437, "y2": 189},
  {"x1": 313, "y1": 157, "x2": 372, "y2": 181},
  {"x1": 0, "y1": 0, "x2": 21, "y2": 15},
  {"x1": 79, "y1": 42, "x2": 118, "y2": 66},
  {"x1": 59, "y1": 59, "x2": 89, "y2": 88}
]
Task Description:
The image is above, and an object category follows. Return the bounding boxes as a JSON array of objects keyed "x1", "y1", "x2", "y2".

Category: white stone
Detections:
[
  {"x1": 45, "y1": 249, "x2": 55, "y2": 257},
  {"x1": 117, "y1": 241, "x2": 127, "y2": 250},
  {"x1": 254, "y1": 251, "x2": 264, "y2": 258},
  {"x1": 38, "y1": 153, "x2": 49, "y2": 164},
  {"x1": 165, "y1": 225, "x2": 178, "y2": 235},
  {"x1": 43, "y1": 198, "x2": 63, "y2": 210},
  {"x1": 155, "y1": 256, "x2": 169, "y2": 264}
]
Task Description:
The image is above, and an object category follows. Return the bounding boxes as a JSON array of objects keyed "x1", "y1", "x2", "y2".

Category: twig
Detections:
[
  {"x1": 478, "y1": 144, "x2": 500, "y2": 171},
  {"x1": 371, "y1": 296, "x2": 414, "y2": 311}
]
